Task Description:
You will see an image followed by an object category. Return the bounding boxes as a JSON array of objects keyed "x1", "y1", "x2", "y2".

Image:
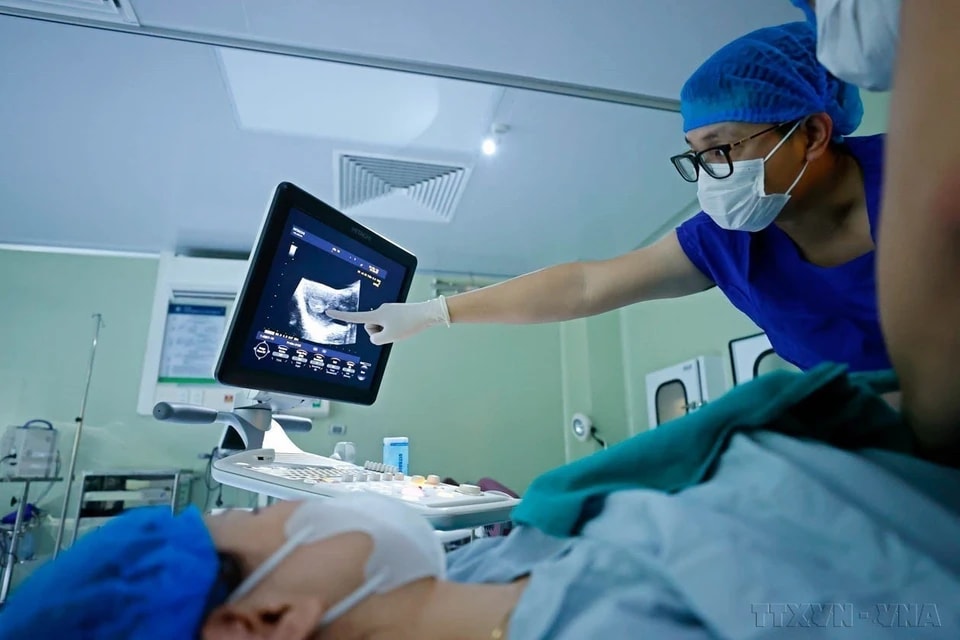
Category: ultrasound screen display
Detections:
[{"x1": 238, "y1": 208, "x2": 408, "y2": 391}]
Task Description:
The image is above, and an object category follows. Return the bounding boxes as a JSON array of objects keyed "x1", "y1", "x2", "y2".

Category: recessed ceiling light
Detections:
[{"x1": 481, "y1": 124, "x2": 510, "y2": 156}]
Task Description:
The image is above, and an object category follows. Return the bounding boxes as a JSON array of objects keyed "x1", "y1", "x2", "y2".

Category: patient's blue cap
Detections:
[
  {"x1": 0, "y1": 506, "x2": 222, "y2": 640},
  {"x1": 681, "y1": 21, "x2": 863, "y2": 136}
]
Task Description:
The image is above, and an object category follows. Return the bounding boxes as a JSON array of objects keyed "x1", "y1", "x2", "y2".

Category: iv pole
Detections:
[{"x1": 52, "y1": 313, "x2": 104, "y2": 559}]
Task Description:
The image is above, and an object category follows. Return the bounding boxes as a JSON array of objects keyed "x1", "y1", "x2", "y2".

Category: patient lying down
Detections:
[{"x1": 3, "y1": 424, "x2": 959, "y2": 639}]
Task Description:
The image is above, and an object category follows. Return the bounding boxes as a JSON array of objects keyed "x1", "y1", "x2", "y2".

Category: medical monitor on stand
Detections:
[
  {"x1": 216, "y1": 181, "x2": 417, "y2": 405},
  {"x1": 154, "y1": 183, "x2": 519, "y2": 530},
  {"x1": 157, "y1": 180, "x2": 416, "y2": 470}
]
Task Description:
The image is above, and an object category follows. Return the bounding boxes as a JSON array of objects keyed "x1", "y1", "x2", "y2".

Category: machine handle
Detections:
[
  {"x1": 273, "y1": 414, "x2": 313, "y2": 433},
  {"x1": 153, "y1": 402, "x2": 219, "y2": 424}
]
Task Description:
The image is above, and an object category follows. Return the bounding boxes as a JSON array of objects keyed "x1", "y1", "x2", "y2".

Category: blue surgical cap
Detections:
[
  {"x1": 0, "y1": 506, "x2": 222, "y2": 640},
  {"x1": 681, "y1": 21, "x2": 863, "y2": 136}
]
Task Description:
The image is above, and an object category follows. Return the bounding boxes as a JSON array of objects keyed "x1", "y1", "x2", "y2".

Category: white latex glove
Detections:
[{"x1": 325, "y1": 297, "x2": 450, "y2": 345}]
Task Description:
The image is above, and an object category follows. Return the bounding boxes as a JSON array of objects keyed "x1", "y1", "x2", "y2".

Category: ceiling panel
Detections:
[
  {"x1": 128, "y1": 0, "x2": 804, "y2": 99},
  {"x1": 0, "y1": 15, "x2": 702, "y2": 276},
  {"x1": 131, "y1": 0, "x2": 251, "y2": 37},
  {"x1": 217, "y1": 47, "x2": 503, "y2": 153}
]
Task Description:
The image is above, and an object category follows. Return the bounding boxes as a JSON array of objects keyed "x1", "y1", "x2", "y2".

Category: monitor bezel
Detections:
[{"x1": 215, "y1": 182, "x2": 417, "y2": 406}]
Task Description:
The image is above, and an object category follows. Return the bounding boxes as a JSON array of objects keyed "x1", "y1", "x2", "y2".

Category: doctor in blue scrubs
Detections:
[{"x1": 330, "y1": 21, "x2": 888, "y2": 373}]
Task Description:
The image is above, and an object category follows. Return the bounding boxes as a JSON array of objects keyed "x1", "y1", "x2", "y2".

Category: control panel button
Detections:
[{"x1": 457, "y1": 484, "x2": 482, "y2": 496}]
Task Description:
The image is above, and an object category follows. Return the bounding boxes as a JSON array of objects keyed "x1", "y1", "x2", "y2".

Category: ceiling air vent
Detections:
[
  {"x1": 335, "y1": 153, "x2": 471, "y2": 223},
  {"x1": 0, "y1": 0, "x2": 139, "y2": 25}
]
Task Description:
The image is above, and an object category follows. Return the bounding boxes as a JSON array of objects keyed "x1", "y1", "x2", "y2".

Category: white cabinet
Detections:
[
  {"x1": 728, "y1": 333, "x2": 798, "y2": 386},
  {"x1": 645, "y1": 356, "x2": 727, "y2": 429}
]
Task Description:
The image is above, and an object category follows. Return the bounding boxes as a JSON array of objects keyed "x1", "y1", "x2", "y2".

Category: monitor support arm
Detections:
[{"x1": 153, "y1": 389, "x2": 312, "y2": 451}]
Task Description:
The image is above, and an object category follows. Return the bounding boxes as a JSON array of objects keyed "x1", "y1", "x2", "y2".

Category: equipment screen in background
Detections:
[{"x1": 240, "y1": 208, "x2": 407, "y2": 390}]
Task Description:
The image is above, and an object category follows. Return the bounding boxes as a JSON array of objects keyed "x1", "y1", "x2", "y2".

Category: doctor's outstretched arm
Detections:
[{"x1": 326, "y1": 231, "x2": 713, "y2": 345}]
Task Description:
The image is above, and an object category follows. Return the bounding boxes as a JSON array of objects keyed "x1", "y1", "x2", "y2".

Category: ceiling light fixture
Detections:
[
  {"x1": 481, "y1": 137, "x2": 498, "y2": 156},
  {"x1": 481, "y1": 123, "x2": 510, "y2": 156}
]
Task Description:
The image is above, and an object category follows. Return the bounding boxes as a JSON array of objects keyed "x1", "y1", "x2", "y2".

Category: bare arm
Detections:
[
  {"x1": 877, "y1": 0, "x2": 960, "y2": 451},
  {"x1": 447, "y1": 230, "x2": 714, "y2": 324}
]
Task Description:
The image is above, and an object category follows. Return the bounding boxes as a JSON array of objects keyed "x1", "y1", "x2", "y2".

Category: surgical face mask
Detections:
[
  {"x1": 815, "y1": 0, "x2": 900, "y2": 92},
  {"x1": 227, "y1": 494, "x2": 446, "y2": 627},
  {"x1": 697, "y1": 120, "x2": 808, "y2": 232}
]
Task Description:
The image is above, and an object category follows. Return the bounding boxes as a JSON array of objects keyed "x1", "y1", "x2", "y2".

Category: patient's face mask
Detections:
[
  {"x1": 697, "y1": 120, "x2": 808, "y2": 232},
  {"x1": 227, "y1": 494, "x2": 446, "y2": 627},
  {"x1": 815, "y1": 0, "x2": 899, "y2": 92}
]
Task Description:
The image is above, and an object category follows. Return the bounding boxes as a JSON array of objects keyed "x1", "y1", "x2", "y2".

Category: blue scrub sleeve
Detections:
[{"x1": 675, "y1": 213, "x2": 717, "y2": 283}]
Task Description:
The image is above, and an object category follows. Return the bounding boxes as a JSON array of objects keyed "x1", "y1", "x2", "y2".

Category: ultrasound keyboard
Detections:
[{"x1": 212, "y1": 449, "x2": 519, "y2": 530}]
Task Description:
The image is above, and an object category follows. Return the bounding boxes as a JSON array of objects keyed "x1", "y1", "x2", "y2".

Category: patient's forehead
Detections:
[{"x1": 205, "y1": 502, "x2": 301, "y2": 556}]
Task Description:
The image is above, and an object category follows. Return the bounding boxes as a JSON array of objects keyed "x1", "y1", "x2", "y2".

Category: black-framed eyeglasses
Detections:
[{"x1": 670, "y1": 122, "x2": 787, "y2": 183}]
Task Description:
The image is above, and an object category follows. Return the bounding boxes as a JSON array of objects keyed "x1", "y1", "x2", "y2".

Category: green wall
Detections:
[
  {"x1": 560, "y1": 312, "x2": 631, "y2": 461},
  {"x1": 617, "y1": 288, "x2": 761, "y2": 432}
]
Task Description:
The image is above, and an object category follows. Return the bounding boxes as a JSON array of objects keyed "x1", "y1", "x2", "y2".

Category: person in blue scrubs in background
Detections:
[{"x1": 330, "y1": 21, "x2": 889, "y2": 373}]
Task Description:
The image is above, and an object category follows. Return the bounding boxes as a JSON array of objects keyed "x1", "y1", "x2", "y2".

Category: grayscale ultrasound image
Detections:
[{"x1": 290, "y1": 278, "x2": 360, "y2": 345}]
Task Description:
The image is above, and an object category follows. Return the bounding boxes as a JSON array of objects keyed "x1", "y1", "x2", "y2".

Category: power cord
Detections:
[
  {"x1": 201, "y1": 447, "x2": 225, "y2": 511},
  {"x1": 21, "y1": 419, "x2": 54, "y2": 430}
]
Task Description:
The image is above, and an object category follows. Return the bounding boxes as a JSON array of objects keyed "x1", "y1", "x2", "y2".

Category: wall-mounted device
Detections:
[
  {"x1": 0, "y1": 420, "x2": 60, "y2": 479},
  {"x1": 136, "y1": 253, "x2": 247, "y2": 416},
  {"x1": 645, "y1": 356, "x2": 727, "y2": 429},
  {"x1": 570, "y1": 412, "x2": 607, "y2": 449},
  {"x1": 728, "y1": 332, "x2": 799, "y2": 385}
]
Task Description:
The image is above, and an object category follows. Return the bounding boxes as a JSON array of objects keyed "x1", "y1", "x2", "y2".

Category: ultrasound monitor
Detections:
[{"x1": 216, "y1": 182, "x2": 417, "y2": 405}]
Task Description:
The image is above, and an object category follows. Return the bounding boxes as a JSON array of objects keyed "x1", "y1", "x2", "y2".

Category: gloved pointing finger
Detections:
[
  {"x1": 325, "y1": 309, "x2": 373, "y2": 323},
  {"x1": 323, "y1": 298, "x2": 450, "y2": 346}
]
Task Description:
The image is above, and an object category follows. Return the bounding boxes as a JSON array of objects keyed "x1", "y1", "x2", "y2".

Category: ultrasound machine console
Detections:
[{"x1": 154, "y1": 183, "x2": 518, "y2": 530}]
